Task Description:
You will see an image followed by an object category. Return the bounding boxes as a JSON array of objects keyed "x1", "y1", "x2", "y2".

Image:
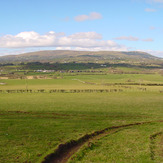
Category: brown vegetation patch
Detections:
[{"x1": 7, "y1": 111, "x2": 31, "y2": 114}]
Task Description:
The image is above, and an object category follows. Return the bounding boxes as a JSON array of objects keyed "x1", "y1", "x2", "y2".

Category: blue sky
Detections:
[{"x1": 0, "y1": 0, "x2": 163, "y2": 57}]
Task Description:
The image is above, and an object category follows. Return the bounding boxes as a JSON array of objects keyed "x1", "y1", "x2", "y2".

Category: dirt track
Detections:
[{"x1": 41, "y1": 120, "x2": 163, "y2": 163}]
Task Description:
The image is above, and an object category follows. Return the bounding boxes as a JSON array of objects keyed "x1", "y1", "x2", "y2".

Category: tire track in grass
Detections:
[
  {"x1": 150, "y1": 131, "x2": 163, "y2": 161},
  {"x1": 41, "y1": 120, "x2": 163, "y2": 163}
]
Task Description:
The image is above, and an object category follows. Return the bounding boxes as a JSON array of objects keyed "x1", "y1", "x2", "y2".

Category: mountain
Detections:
[{"x1": 0, "y1": 50, "x2": 161, "y2": 63}]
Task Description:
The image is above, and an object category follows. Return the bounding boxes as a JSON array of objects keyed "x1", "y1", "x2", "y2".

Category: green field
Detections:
[{"x1": 0, "y1": 73, "x2": 163, "y2": 163}]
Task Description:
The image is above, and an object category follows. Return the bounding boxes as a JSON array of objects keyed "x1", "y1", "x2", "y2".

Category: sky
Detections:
[{"x1": 0, "y1": 0, "x2": 163, "y2": 57}]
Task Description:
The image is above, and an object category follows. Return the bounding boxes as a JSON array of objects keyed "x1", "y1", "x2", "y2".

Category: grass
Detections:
[
  {"x1": 0, "y1": 73, "x2": 163, "y2": 91},
  {"x1": 70, "y1": 123, "x2": 163, "y2": 163},
  {"x1": 0, "y1": 73, "x2": 163, "y2": 162}
]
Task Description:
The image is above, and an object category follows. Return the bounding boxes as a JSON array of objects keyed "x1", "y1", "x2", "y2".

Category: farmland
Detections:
[
  {"x1": 1, "y1": 0, "x2": 163, "y2": 161},
  {"x1": 0, "y1": 68, "x2": 163, "y2": 163}
]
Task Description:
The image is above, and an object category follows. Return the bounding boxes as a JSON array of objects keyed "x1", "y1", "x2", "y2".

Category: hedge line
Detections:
[{"x1": 0, "y1": 89, "x2": 123, "y2": 93}]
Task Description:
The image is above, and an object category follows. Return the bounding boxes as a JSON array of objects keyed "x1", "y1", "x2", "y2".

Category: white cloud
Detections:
[
  {"x1": 56, "y1": 47, "x2": 72, "y2": 50},
  {"x1": 0, "y1": 31, "x2": 127, "y2": 52},
  {"x1": 143, "y1": 49, "x2": 163, "y2": 57},
  {"x1": 69, "y1": 32, "x2": 102, "y2": 39},
  {"x1": 2, "y1": 31, "x2": 161, "y2": 58},
  {"x1": 114, "y1": 36, "x2": 139, "y2": 41},
  {"x1": 145, "y1": 8, "x2": 156, "y2": 12},
  {"x1": 114, "y1": 36, "x2": 154, "y2": 42},
  {"x1": 150, "y1": 26, "x2": 156, "y2": 30},
  {"x1": 142, "y1": 38, "x2": 154, "y2": 42},
  {"x1": 0, "y1": 31, "x2": 58, "y2": 48},
  {"x1": 63, "y1": 17, "x2": 70, "y2": 22},
  {"x1": 56, "y1": 45, "x2": 127, "y2": 52},
  {"x1": 74, "y1": 12, "x2": 102, "y2": 22},
  {"x1": 149, "y1": 0, "x2": 163, "y2": 3}
]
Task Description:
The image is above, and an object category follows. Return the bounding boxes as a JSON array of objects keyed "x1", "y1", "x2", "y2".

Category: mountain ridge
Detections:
[{"x1": 0, "y1": 50, "x2": 161, "y2": 63}]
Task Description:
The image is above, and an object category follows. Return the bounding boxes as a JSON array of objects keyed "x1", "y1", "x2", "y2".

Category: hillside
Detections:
[{"x1": 0, "y1": 50, "x2": 161, "y2": 63}]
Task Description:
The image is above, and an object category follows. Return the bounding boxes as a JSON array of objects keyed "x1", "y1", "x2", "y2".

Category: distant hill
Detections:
[{"x1": 0, "y1": 50, "x2": 161, "y2": 63}]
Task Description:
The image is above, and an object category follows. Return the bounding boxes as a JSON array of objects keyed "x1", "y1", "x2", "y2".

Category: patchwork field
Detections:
[{"x1": 0, "y1": 73, "x2": 163, "y2": 162}]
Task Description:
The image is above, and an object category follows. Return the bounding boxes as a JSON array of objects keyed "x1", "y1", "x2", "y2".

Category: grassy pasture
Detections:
[
  {"x1": 0, "y1": 73, "x2": 163, "y2": 90},
  {"x1": 0, "y1": 73, "x2": 163, "y2": 162}
]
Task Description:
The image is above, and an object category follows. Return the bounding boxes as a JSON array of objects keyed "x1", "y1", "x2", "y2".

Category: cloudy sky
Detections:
[{"x1": 0, "y1": 0, "x2": 163, "y2": 57}]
